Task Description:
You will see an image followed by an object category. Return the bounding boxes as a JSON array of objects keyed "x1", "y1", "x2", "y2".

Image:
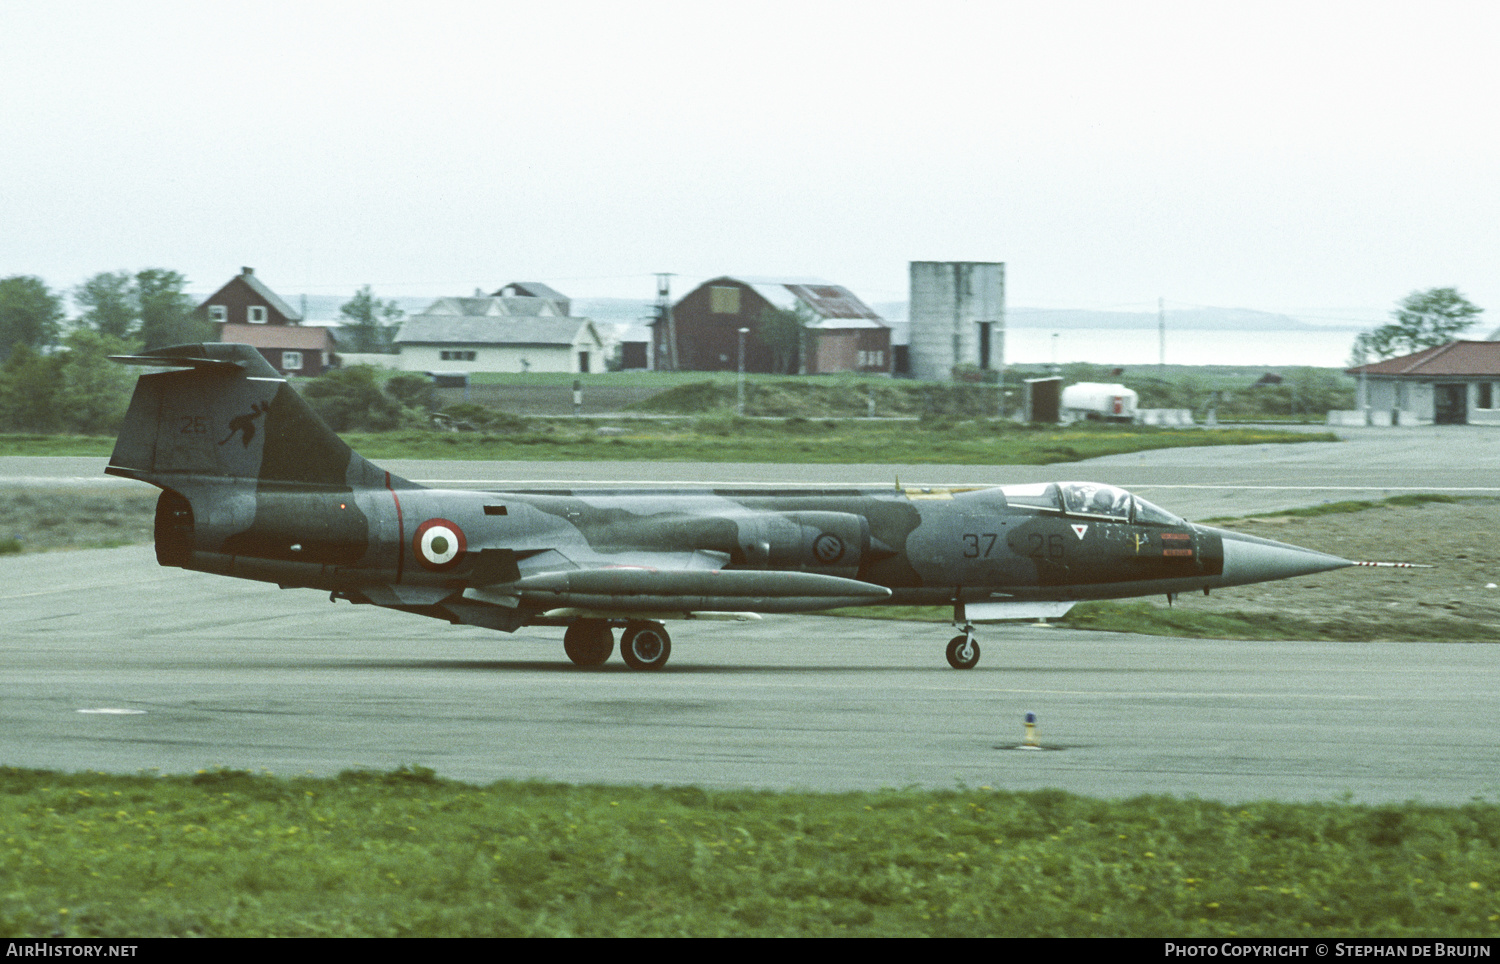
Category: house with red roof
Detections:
[
  {"x1": 196, "y1": 267, "x2": 335, "y2": 377},
  {"x1": 1346, "y1": 341, "x2": 1500, "y2": 425}
]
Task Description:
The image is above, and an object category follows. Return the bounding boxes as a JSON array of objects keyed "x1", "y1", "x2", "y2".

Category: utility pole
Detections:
[
  {"x1": 655, "y1": 273, "x2": 677, "y2": 371},
  {"x1": 737, "y1": 327, "x2": 748, "y2": 416},
  {"x1": 1158, "y1": 297, "x2": 1166, "y2": 371}
]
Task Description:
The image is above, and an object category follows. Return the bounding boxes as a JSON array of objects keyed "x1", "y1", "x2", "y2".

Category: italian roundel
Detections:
[{"x1": 413, "y1": 518, "x2": 467, "y2": 571}]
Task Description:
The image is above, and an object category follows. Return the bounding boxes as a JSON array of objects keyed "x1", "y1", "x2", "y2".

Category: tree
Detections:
[
  {"x1": 137, "y1": 269, "x2": 213, "y2": 349},
  {"x1": 339, "y1": 286, "x2": 404, "y2": 354},
  {"x1": 73, "y1": 271, "x2": 140, "y2": 340},
  {"x1": 0, "y1": 275, "x2": 63, "y2": 362},
  {"x1": 757, "y1": 302, "x2": 815, "y2": 374},
  {"x1": 0, "y1": 343, "x2": 62, "y2": 431},
  {"x1": 300, "y1": 365, "x2": 403, "y2": 431},
  {"x1": 56, "y1": 330, "x2": 136, "y2": 434},
  {"x1": 385, "y1": 372, "x2": 439, "y2": 412},
  {"x1": 1352, "y1": 287, "x2": 1483, "y2": 362}
]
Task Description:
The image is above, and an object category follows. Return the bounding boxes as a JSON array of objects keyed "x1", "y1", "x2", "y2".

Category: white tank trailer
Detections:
[{"x1": 1061, "y1": 382, "x2": 1138, "y2": 423}]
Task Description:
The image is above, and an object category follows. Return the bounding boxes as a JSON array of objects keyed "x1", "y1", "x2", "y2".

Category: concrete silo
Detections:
[{"x1": 907, "y1": 261, "x2": 1005, "y2": 381}]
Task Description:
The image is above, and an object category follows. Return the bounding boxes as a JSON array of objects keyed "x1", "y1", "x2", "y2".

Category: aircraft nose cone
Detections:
[{"x1": 1209, "y1": 527, "x2": 1353, "y2": 588}]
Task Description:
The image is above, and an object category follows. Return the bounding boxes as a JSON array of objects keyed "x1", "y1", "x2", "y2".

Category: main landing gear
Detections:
[
  {"x1": 562, "y1": 619, "x2": 672, "y2": 670},
  {"x1": 563, "y1": 620, "x2": 614, "y2": 667},
  {"x1": 946, "y1": 624, "x2": 980, "y2": 670},
  {"x1": 620, "y1": 621, "x2": 672, "y2": 671}
]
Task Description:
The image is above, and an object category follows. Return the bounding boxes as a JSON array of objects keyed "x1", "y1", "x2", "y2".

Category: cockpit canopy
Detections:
[{"x1": 998, "y1": 482, "x2": 1186, "y2": 527}]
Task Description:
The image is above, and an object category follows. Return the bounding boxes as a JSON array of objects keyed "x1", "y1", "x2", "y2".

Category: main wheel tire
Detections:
[
  {"x1": 620, "y1": 622, "x2": 671, "y2": 671},
  {"x1": 563, "y1": 620, "x2": 614, "y2": 667},
  {"x1": 946, "y1": 634, "x2": 980, "y2": 670}
]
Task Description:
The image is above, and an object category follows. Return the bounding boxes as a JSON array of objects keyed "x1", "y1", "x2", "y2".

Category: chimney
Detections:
[{"x1": 241, "y1": 266, "x2": 254, "y2": 276}]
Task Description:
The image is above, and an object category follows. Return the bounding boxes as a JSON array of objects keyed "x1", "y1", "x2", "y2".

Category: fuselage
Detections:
[{"x1": 155, "y1": 477, "x2": 1346, "y2": 621}]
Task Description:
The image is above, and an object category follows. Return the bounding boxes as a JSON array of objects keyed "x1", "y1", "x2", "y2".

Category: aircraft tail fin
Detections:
[{"x1": 107, "y1": 343, "x2": 409, "y2": 491}]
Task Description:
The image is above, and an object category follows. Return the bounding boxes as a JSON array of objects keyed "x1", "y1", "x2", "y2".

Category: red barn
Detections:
[{"x1": 658, "y1": 276, "x2": 892, "y2": 375}]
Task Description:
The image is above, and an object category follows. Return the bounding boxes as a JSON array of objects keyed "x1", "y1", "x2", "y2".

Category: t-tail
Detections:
[{"x1": 107, "y1": 343, "x2": 416, "y2": 584}]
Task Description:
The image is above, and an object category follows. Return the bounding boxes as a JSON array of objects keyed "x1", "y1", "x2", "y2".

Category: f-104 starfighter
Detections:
[{"x1": 106, "y1": 344, "x2": 1352, "y2": 670}]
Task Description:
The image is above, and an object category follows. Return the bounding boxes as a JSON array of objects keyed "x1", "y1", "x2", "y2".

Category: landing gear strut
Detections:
[
  {"x1": 947, "y1": 601, "x2": 981, "y2": 669},
  {"x1": 620, "y1": 621, "x2": 672, "y2": 671},
  {"x1": 563, "y1": 620, "x2": 614, "y2": 667}
]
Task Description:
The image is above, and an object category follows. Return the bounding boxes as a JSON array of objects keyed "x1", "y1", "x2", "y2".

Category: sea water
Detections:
[{"x1": 1005, "y1": 325, "x2": 1365, "y2": 369}]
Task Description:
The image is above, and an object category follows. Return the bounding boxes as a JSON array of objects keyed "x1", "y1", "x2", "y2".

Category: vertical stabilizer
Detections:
[{"x1": 107, "y1": 343, "x2": 404, "y2": 491}]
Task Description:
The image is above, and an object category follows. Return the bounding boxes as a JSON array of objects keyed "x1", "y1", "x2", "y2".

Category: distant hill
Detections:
[
  {"x1": 196, "y1": 291, "x2": 1360, "y2": 334},
  {"x1": 1008, "y1": 307, "x2": 1338, "y2": 331},
  {"x1": 869, "y1": 302, "x2": 1355, "y2": 331},
  {"x1": 187, "y1": 292, "x2": 438, "y2": 325},
  {"x1": 571, "y1": 297, "x2": 658, "y2": 324}
]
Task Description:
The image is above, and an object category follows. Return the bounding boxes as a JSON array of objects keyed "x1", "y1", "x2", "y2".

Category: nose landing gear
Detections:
[{"x1": 946, "y1": 625, "x2": 980, "y2": 670}]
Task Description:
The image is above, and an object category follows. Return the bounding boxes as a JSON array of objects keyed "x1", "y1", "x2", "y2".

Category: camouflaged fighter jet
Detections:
[{"x1": 106, "y1": 343, "x2": 1353, "y2": 670}]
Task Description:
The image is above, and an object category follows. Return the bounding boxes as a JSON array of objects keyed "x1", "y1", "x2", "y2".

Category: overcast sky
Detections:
[{"x1": 3, "y1": 0, "x2": 1497, "y2": 327}]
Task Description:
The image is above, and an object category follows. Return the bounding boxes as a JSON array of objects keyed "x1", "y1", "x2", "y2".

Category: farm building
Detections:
[
  {"x1": 658, "y1": 277, "x2": 892, "y2": 375},
  {"x1": 1345, "y1": 341, "x2": 1500, "y2": 425},
  {"x1": 396, "y1": 289, "x2": 604, "y2": 374},
  {"x1": 907, "y1": 261, "x2": 1005, "y2": 382},
  {"x1": 197, "y1": 267, "x2": 334, "y2": 377}
]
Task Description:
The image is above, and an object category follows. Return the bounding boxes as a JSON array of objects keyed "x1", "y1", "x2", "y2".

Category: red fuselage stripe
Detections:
[{"x1": 386, "y1": 472, "x2": 405, "y2": 581}]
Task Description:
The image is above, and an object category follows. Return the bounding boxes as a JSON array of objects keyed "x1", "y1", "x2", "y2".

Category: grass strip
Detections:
[
  {"x1": 1203, "y1": 493, "x2": 1461, "y2": 524},
  {"x1": 2, "y1": 767, "x2": 1496, "y2": 938},
  {"x1": 821, "y1": 603, "x2": 1500, "y2": 643},
  {"x1": 0, "y1": 425, "x2": 1332, "y2": 464}
]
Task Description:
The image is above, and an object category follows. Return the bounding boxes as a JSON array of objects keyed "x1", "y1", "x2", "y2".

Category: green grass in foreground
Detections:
[
  {"x1": 2, "y1": 767, "x2": 1496, "y2": 938},
  {"x1": 0, "y1": 424, "x2": 1332, "y2": 464}
]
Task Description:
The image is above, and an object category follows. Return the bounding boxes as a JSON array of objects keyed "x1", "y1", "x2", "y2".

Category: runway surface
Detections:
[{"x1": 3, "y1": 427, "x2": 1498, "y2": 802}]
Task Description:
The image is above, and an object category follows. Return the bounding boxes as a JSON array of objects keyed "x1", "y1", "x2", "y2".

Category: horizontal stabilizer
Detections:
[
  {"x1": 109, "y1": 343, "x2": 283, "y2": 378},
  {"x1": 110, "y1": 353, "x2": 244, "y2": 372}
]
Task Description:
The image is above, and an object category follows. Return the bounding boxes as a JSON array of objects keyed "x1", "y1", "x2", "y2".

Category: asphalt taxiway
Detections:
[
  {"x1": 2, "y1": 429, "x2": 1497, "y2": 802},
  {"x1": 3, "y1": 545, "x2": 1497, "y2": 804}
]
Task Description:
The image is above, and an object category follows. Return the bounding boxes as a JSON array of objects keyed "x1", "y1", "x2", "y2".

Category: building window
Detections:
[
  {"x1": 207, "y1": 305, "x2": 227, "y2": 322},
  {"x1": 281, "y1": 351, "x2": 302, "y2": 371},
  {"x1": 440, "y1": 350, "x2": 476, "y2": 362},
  {"x1": 710, "y1": 286, "x2": 740, "y2": 314},
  {"x1": 1479, "y1": 382, "x2": 1494, "y2": 410},
  {"x1": 248, "y1": 306, "x2": 268, "y2": 323}
]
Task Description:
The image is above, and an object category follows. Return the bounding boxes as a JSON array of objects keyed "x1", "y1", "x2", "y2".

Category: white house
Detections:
[
  {"x1": 395, "y1": 294, "x2": 605, "y2": 374},
  {"x1": 1345, "y1": 340, "x2": 1500, "y2": 426}
]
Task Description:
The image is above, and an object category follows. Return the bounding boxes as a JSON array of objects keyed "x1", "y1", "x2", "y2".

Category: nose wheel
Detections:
[{"x1": 946, "y1": 628, "x2": 980, "y2": 670}]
